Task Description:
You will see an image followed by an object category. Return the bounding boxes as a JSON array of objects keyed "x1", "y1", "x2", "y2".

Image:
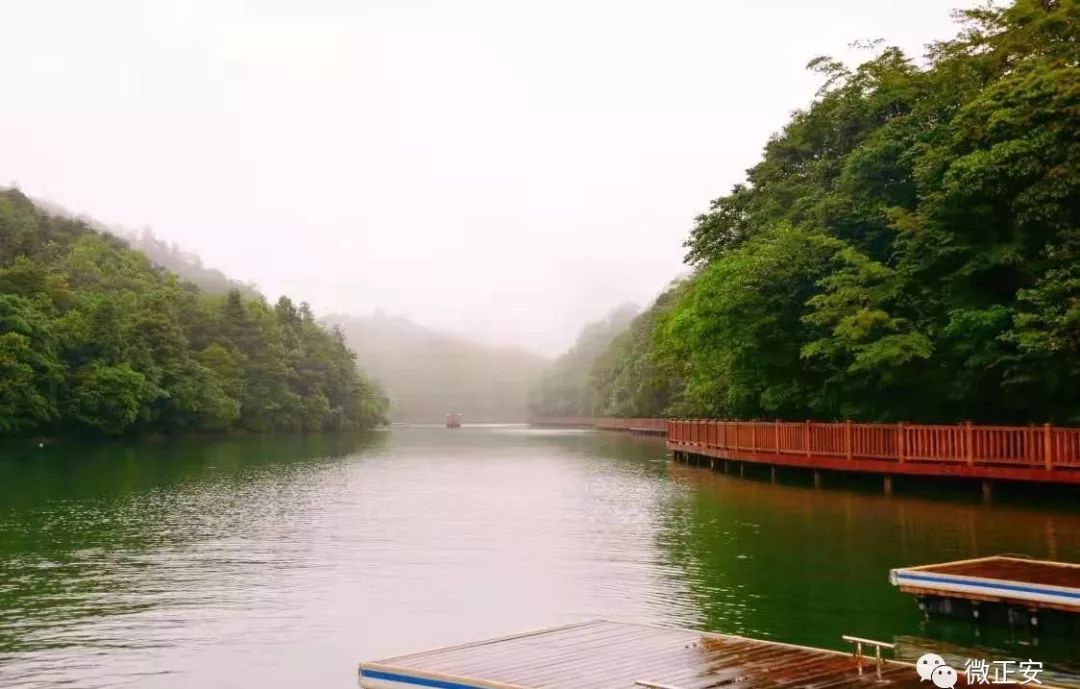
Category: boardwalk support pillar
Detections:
[
  {"x1": 770, "y1": 466, "x2": 777, "y2": 483},
  {"x1": 884, "y1": 475, "x2": 893, "y2": 496},
  {"x1": 981, "y1": 480, "x2": 993, "y2": 503},
  {"x1": 813, "y1": 470, "x2": 822, "y2": 489}
]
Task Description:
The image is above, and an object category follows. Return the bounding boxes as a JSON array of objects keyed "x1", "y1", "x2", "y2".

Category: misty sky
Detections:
[{"x1": 1, "y1": 0, "x2": 976, "y2": 355}]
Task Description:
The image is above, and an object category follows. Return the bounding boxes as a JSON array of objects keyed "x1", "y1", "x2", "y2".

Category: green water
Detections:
[{"x1": 0, "y1": 426, "x2": 1077, "y2": 688}]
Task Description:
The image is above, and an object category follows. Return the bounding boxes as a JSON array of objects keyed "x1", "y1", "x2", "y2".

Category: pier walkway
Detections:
[
  {"x1": 667, "y1": 420, "x2": 1080, "y2": 486},
  {"x1": 358, "y1": 619, "x2": 1026, "y2": 689},
  {"x1": 529, "y1": 417, "x2": 1080, "y2": 486}
]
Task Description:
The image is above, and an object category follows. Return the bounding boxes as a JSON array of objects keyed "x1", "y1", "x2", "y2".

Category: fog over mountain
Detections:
[
  {"x1": 30, "y1": 196, "x2": 258, "y2": 297},
  {"x1": 0, "y1": 0, "x2": 976, "y2": 355},
  {"x1": 328, "y1": 313, "x2": 549, "y2": 423},
  {"x1": 22, "y1": 193, "x2": 551, "y2": 423}
]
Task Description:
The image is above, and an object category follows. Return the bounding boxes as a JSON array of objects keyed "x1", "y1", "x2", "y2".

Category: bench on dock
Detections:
[{"x1": 357, "y1": 619, "x2": 1020, "y2": 689}]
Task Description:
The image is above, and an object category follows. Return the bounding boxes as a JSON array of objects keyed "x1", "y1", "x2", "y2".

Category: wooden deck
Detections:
[
  {"x1": 890, "y1": 556, "x2": 1080, "y2": 614},
  {"x1": 358, "y1": 620, "x2": 1024, "y2": 689}
]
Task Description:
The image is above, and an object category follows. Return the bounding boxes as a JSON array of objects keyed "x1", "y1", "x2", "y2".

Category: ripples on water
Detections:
[{"x1": 0, "y1": 427, "x2": 1078, "y2": 688}]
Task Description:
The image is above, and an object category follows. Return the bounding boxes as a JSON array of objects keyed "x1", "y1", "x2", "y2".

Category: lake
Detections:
[{"x1": 1, "y1": 426, "x2": 1078, "y2": 688}]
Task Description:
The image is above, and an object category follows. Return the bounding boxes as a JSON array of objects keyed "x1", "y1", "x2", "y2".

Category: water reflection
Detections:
[
  {"x1": 0, "y1": 427, "x2": 1077, "y2": 689},
  {"x1": 662, "y1": 463, "x2": 1080, "y2": 673}
]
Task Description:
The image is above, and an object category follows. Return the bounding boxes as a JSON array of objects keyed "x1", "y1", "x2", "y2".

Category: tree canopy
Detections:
[
  {"x1": 0, "y1": 189, "x2": 387, "y2": 436},
  {"x1": 528, "y1": 305, "x2": 639, "y2": 417},
  {"x1": 538, "y1": 0, "x2": 1080, "y2": 424}
]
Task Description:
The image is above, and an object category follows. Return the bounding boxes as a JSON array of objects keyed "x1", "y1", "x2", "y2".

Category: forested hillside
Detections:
[
  {"x1": 31, "y1": 197, "x2": 258, "y2": 296},
  {"x1": 0, "y1": 189, "x2": 387, "y2": 436},
  {"x1": 528, "y1": 305, "x2": 638, "y2": 417},
  {"x1": 329, "y1": 313, "x2": 548, "y2": 422},
  {"x1": 537, "y1": 0, "x2": 1080, "y2": 425}
]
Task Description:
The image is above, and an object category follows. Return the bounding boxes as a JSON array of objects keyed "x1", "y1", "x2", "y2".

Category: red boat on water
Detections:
[{"x1": 445, "y1": 413, "x2": 462, "y2": 429}]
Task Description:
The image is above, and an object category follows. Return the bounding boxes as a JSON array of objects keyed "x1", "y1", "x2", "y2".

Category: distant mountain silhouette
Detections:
[{"x1": 326, "y1": 313, "x2": 549, "y2": 423}]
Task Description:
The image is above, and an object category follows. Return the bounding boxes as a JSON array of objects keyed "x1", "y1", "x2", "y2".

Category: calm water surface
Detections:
[{"x1": 1, "y1": 426, "x2": 1078, "y2": 688}]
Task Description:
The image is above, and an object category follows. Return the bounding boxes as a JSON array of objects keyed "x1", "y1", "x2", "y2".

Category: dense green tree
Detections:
[
  {"x1": 662, "y1": 225, "x2": 843, "y2": 419},
  {"x1": 541, "y1": 0, "x2": 1080, "y2": 424},
  {"x1": 528, "y1": 305, "x2": 638, "y2": 417},
  {"x1": 588, "y1": 285, "x2": 685, "y2": 418},
  {"x1": 0, "y1": 189, "x2": 387, "y2": 436},
  {"x1": 0, "y1": 295, "x2": 62, "y2": 431}
]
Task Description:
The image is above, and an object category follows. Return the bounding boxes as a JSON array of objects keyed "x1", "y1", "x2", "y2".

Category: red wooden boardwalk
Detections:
[
  {"x1": 668, "y1": 420, "x2": 1080, "y2": 485},
  {"x1": 529, "y1": 417, "x2": 1080, "y2": 485}
]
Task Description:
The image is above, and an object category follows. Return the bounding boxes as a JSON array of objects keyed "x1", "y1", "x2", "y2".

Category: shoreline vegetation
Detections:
[
  {"x1": 0, "y1": 189, "x2": 388, "y2": 437},
  {"x1": 532, "y1": 1, "x2": 1080, "y2": 427}
]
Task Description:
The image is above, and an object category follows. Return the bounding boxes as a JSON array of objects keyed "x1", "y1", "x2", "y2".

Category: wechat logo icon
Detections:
[{"x1": 917, "y1": 654, "x2": 958, "y2": 689}]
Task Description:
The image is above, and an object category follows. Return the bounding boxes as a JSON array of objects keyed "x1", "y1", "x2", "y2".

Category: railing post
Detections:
[
  {"x1": 805, "y1": 420, "x2": 812, "y2": 458},
  {"x1": 752, "y1": 422, "x2": 758, "y2": 452},
  {"x1": 845, "y1": 420, "x2": 853, "y2": 462},
  {"x1": 1045, "y1": 423, "x2": 1054, "y2": 471},
  {"x1": 775, "y1": 419, "x2": 781, "y2": 454},
  {"x1": 897, "y1": 422, "x2": 906, "y2": 463},
  {"x1": 965, "y1": 421, "x2": 974, "y2": 466}
]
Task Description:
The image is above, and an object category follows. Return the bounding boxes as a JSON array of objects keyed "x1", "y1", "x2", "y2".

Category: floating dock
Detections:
[
  {"x1": 358, "y1": 619, "x2": 1013, "y2": 689},
  {"x1": 890, "y1": 555, "x2": 1080, "y2": 618}
]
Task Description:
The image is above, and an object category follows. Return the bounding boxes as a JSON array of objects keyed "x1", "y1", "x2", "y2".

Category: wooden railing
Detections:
[{"x1": 667, "y1": 420, "x2": 1080, "y2": 471}]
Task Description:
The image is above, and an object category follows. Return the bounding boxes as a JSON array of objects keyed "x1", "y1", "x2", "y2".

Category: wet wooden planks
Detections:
[
  {"x1": 890, "y1": 556, "x2": 1080, "y2": 613},
  {"x1": 358, "y1": 620, "x2": 983, "y2": 689},
  {"x1": 918, "y1": 557, "x2": 1080, "y2": 588}
]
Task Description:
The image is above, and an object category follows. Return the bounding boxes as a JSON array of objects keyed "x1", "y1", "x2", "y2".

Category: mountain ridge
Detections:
[{"x1": 327, "y1": 312, "x2": 549, "y2": 423}]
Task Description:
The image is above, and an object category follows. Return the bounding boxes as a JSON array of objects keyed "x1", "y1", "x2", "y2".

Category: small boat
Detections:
[{"x1": 445, "y1": 413, "x2": 462, "y2": 429}]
